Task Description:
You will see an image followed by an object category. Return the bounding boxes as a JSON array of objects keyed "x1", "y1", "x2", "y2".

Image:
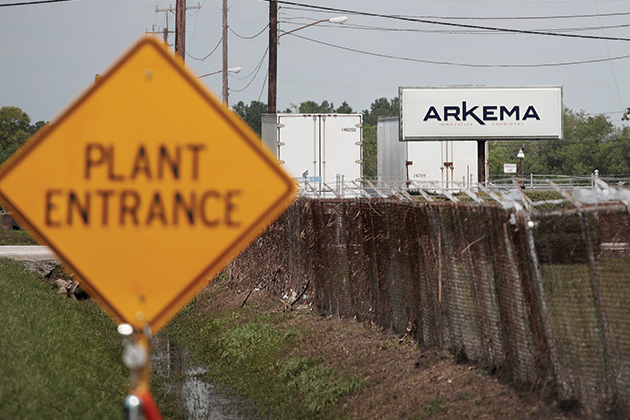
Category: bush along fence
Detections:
[{"x1": 224, "y1": 197, "x2": 630, "y2": 416}]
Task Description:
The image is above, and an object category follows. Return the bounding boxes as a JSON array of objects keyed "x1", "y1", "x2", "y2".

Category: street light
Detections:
[
  {"x1": 517, "y1": 147, "x2": 525, "y2": 183},
  {"x1": 197, "y1": 67, "x2": 241, "y2": 79},
  {"x1": 267, "y1": 10, "x2": 348, "y2": 114},
  {"x1": 278, "y1": 16, "x2": 348, "y2": 39}
]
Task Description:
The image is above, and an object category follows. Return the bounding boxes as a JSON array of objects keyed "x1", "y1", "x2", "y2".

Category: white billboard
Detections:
[{"x1": 399, "y1": 86, "x2": 563, "y2": 141}]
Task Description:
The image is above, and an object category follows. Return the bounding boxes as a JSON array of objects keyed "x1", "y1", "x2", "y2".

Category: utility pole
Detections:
[
  {"x1": 175, "y1": 0, "x2": 186, "y2": 60},
  {"x1": 268, "y1": 0, "x2": 277, "y2": 114},
  {"x1": 222, "y1": 0, "x2": 229, "y2": 102},
  {"x1": 171, "y1": 1, "x2": 201, "y2": 61},
  {"x1": 155, "y1": 6, "x2": 174, "y2": 46}
]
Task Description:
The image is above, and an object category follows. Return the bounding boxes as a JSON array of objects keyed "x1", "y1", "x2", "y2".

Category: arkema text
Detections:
[{"x1": 423, "y1": 102, "x2": 540, "y2": 125}]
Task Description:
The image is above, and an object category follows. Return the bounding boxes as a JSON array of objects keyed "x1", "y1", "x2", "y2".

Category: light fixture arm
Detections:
[
  {"x1": 278, "y1": 16, "x2": 347, "y2": 39},
  {"x1": 197, "y1": 67, "x2": 241, "y2": 79},
  {"x1": 268, "y1": 11, "x2": 347, "y2": 114}
]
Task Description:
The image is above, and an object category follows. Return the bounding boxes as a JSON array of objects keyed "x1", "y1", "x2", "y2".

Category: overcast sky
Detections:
[{"x1": 2, "y1": 0, "x2": 630, "y2": 126}]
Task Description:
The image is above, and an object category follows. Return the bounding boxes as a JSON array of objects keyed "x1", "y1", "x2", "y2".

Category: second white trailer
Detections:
[{"x1": 378, "y1": 116, "x2": 483, "y2": 190}]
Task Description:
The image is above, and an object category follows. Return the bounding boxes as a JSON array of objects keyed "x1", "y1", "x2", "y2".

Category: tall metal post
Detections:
[
  {"x1": 268, "y1": 0, "x2": 277, "y2": 114},
  {"x1": 121, "y1": 324, "x2": 162, "y2": 419}
]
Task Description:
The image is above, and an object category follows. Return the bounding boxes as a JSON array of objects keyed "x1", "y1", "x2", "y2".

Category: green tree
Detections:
[
  {"x1": 360, "y1": 97, "x2": 400, "y2": 180},
  {"x1": 0, "y1": 106, "x2": 33, "y2": 164},
  {"x1": 284, "y1": 100, "x2": 351, "y2": 114},
  {"x1": 335, "y1": 101, "x2": 354, "y2": 114},
  {"x1": 233, "y1": 100, "x2": 267, "y2": 136},
  {"x1": 533, "y1": 108, "x2": 625, "y2": 176},
  {"x1": 361, "y1": 97, "x2": 399, "y2": 126},
  {"x1": 362, "y1": 125, "x2": 377, "y2": 179},
  {"x1": 302, "y1": 100, "x2": 335, "y2": 113},
  {"x1": 293, "y1": 100, "x2": 318, "y2": 113},
  {"x1": 563, "y1": 108, "x2": 615, "y2": 142},
  {"x1": 27, "y1": 120, "x2": 47, "y2": 136}
]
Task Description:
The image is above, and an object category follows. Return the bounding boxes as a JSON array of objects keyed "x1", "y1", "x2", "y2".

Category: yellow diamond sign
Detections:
[{"x1": 0, "y1": 36, "x2": 296, "y2": 333}]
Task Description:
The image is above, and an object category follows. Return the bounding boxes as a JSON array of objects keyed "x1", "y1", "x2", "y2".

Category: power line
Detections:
[
  {"x1": 594, "y1": 1, "x2": 625, "y2": 113},
  {"x1": 233, "y1": 46, "x2": 268, "y2": 80},
  {"x1": 230, "y1": 46, "x2": 269, "y2": 93},
  {"x1": 290, "y1": 32, "x2": 630, "y2": 68},
  {"x1": 282, "y1": 5, "x2": 630, "y2": 21},
  {"x1": 186, "y1": 37, "x2": 222, "y2": 61},
  {"x1": 270, "y1": 1, "x2": 630, "y2": 42},
  {"x1": 281, "y1": 20, "x2": 630, "y2": 36},
  {"x1": 411, "y1": 11, "x2": 630, "y2": 21},
  {"x1": 0, "y1": 0, "x2": 73, "y2": 6},
  {"x1": 229, "y1": 24, "x2": 269, "y2": 40},
  {"x1": 257, "y1": 70, "x2": 268, "y2": 103},
  {"x1": 229, "y1": 5, "x2": 268, "y2": 26}
]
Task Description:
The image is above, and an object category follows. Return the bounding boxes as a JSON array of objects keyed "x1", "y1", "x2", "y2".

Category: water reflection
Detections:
[{"x1": 152, "y1": 336, "x2": 260, "y2": 420}]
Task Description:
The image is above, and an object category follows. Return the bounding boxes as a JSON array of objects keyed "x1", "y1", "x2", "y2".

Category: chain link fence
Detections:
[{"x1": 224, "y1": 197, "x2": 630, "y2": 416}]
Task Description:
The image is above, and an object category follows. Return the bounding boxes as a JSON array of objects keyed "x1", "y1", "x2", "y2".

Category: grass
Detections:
[
  {"x1": 278, "y1": 357, "x2": 364, "y2": 414},
  {"x1": 0, "y1": 229, "x2": 38, "y2": 245},
  {"x1": 159, "y1": 289, "x2": 365, "y2": 420},
  {"x1": 0, "y1": 238, "x2": 364, "y2": 419},
  {"x1": 0, "y1": 258, "x2": 128, "y2": 419}
]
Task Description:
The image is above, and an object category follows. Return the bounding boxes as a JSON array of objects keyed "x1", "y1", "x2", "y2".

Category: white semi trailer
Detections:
[
  {"x1": 377, "y1": 116, "x2": 484, "y2": 190},
  {"x1": 261, "y1": 113, "x2": 363, "y2": 188}
]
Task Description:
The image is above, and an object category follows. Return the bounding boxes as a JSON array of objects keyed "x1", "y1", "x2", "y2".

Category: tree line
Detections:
[
  {"x1": 489, "y1": 108, "x2": 630, "y2": 178},
  {"x1": 4, "y1": 101, "x2": 630, "y2": 180}
]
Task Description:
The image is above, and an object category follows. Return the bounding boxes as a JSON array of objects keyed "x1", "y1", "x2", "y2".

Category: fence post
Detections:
[
  {"x1": 577, "y1": 209, "x2": 617, "y2": 403},
  {"x1": 523, "y1": 214, "x2": 566, "y2": 397}
]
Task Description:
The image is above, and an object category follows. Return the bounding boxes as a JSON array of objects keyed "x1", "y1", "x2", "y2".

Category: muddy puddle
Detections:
[{"x1": 152, "y1": 335, "x2": 261, "y2": 419}]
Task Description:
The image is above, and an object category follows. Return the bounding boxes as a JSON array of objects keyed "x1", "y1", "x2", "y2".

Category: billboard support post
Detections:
[{"x1": 477, "y1": 140, "x2": 486, "y2": 185}]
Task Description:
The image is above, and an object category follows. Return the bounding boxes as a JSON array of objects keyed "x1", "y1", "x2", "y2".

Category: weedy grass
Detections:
[
  {"x1": 0, "y1": 229, "x2": 38, "y2": 245},
  {"x1": 278, "y1": 357, "x2": 364, "y2": 414},
  {"x1": 0, "y1": 258, "x2": 128, "y2": 419},
  {"x1": 161, "y1": 294, "x2": 364, "y2": 420}
]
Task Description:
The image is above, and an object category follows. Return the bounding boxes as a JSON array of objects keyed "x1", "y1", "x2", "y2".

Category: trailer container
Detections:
[
  {"x1": 262, "y1": 114, "x2": 363, "y2": 196},
  {"x1": 377, "y1": 116, "x2": 483, "y2": 190},
  {"x1": 262, "y1": 113, "x2": 363, "y2": 187}
]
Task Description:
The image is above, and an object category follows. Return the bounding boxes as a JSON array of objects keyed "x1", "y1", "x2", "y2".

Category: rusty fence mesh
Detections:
[{"x1": 224, "y1": 197, "x2": 630, "y2": 415}]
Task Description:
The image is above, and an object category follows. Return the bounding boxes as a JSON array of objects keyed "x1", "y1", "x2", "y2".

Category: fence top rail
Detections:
[{"x1": 296, "y1": 176, "x2": 630, "y2": 212}]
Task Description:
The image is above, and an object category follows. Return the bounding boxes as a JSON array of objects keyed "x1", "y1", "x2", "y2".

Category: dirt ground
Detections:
[{"x1": 197, "y1": 280, "x2": 591, "y2": 420}]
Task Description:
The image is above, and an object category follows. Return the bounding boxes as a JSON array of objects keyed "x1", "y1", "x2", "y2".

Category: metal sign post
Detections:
[{"x1": 120, "y1": 324, "x2": 161, "y2": 420}]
